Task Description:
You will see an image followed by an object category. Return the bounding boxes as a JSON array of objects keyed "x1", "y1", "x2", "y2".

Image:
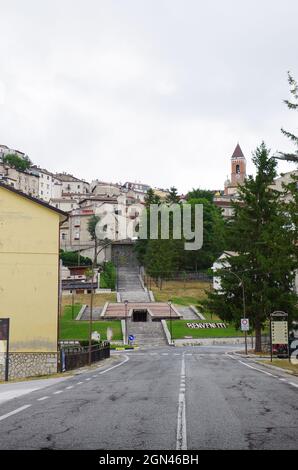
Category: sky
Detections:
[{"x1": 0, "y1": 0, "x2": 297, "y2": 193}]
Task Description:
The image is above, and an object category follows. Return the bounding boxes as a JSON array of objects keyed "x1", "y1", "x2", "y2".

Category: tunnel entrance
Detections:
[{"x1": 132, "y1": 309, "x2": 148, "y2": 322}]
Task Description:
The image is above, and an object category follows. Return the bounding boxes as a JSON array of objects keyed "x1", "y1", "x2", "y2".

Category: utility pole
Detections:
[
  {"x1": 124, "y1": 300, "x2": 128, "y2": 345},
  {"x1": 168, "y1": 300, "x2": 173, "y2": 345}
]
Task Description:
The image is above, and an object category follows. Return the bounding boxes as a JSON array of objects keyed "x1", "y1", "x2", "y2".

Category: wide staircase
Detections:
[
  {"x1": 117, "y1": 267, "x2": 151, "y2": 302},
  {"x1": 127, "y1": 321, "x2": 167, "y2": 348}
]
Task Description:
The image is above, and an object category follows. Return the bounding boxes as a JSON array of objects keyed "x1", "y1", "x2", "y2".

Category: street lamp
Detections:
[
  {"x1": 124, "y1": 300, "x2": 128, "y2": 345},
  {"x1": 168, "y1": 300, "x2": 173, "y2": 346}
]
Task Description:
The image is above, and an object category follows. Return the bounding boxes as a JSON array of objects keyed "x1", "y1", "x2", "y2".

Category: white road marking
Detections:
[
  {"x1": 37, "y1": 396, "x2": 49, "y2": 401},
  {"x1": 0, "y1": 405, "x2": 31, "y2": 422},
  {"x1": 65, "y1": 386, "x2": 74, "y2": 390},
  {"x1": 54, "y1": 390, "x2": 63, "y2": 395},
  {"x1": 238, "y1": 361, "x2": 278, "y2": 378},
  {"x1": 185, "y1": 353, "x2": 192, "y2": 356},
  {"x1": 77, "y1": 382, "x2": 83, "y2": 385},
  {"x1": 162, "y1": 353, "x2": 169, "y2": 356},
  {"x1": 176, "y1": 353, "x2": 187, "y2": 450},
  {"x1": 289, "y1": 382, "x2": 298, "y2": 388},
  {"x1": 99, "y1": 354, "x2": 129, "y2": 375}
]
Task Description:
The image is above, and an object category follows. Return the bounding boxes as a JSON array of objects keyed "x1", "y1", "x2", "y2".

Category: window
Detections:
[{"x1": 236, "y1": 164, "x2": 240, "y2": 174}]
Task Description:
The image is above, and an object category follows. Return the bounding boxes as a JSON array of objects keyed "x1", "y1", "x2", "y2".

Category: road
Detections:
[{"x1": 0, "y1": 345, "x2": 297, "y2": 450}]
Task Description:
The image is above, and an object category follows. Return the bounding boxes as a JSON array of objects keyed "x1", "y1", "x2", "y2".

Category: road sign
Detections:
[
  {"x1": 0, "y1": 318, "x2": 10, "y2": 381},
  {"x1": 241, "y1": 318, "x2": 249, "y2": 332},
  {"x1": 128, "y1": 335, "x2": 135, "y2": 342},
  {"x1": 271, "y1": 321, "x2": 288, "y2": 345}
]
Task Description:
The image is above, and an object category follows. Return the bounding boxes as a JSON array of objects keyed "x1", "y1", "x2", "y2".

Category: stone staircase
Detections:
[
  {"x1": 127, "y1": 321, "x2": 167, "y2": 348},
  {"x1": 117, "y1": 267, "x2": 151, "y2": 302}
]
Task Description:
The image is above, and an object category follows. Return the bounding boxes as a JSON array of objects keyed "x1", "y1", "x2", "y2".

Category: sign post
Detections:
[
  {"x1": 0, "y1": 318, "x2": 10, "y2": 382},
  {"x1": 241, "y1": 318, "x2": 249, "y2": 355},
  {"x1": 270, "y1": 311, "x2": 289, "y2": 362}
]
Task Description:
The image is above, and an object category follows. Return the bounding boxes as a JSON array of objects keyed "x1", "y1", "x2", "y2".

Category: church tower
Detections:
[{"x1": 230, "y1": 143, "x2": 246, "y2": 186}]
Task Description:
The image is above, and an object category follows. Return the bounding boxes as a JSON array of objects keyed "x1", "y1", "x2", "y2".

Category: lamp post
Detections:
[
  {"x1": 168, "y1": 300, "x2": 173, "y2": 346},
  {"x1": 88, "y1": 268, "x2": 95, "y2": 366},
  {"x1": 124, "y1": 300, "x2": 128, "y2": 345}
]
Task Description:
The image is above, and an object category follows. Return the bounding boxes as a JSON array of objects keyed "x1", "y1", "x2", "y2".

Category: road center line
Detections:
[
  {"x1": 0, "y1": 405, "x2": 32, "y2": 422},
  {"x1": 37, "y1": 396, "x2": 49, "y2": 401},
  {"x1": 176, "y1": 353, "x2": 187, "y2": 451}
]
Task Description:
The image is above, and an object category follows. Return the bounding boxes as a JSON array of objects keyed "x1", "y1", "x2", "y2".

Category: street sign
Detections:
[
  {"x1": 0, "y1": 319, "x2": 9, "y2": 340},
  {"x1": 0, "y1": 318, "x2": 10, "y2": 381},
  {"x1": 241, "y1": 318, "x2": 249, "y2": 332},
  {"x1": 271, "y1": 321, "x2": 288, "y2": 345},
  {"x1": 128, "y1": 335, "x2": 135, "y2": 342}
]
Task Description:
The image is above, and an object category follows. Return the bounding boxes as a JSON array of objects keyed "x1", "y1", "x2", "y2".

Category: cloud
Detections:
[{"x1": 0, "y1": 0, "x2": 297, "y2": 192}]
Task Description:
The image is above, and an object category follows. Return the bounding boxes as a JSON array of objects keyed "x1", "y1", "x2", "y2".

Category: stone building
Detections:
[
  {"x1": 0, "y1": 182, "x2": 67, "y2": 380},
  {"x1": 0, "y1": 161, "x2": 39, "y2": 198}
]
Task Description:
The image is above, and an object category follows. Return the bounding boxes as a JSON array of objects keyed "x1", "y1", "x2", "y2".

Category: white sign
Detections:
[
  {"x1": 91, "y1": 331, "x2": 100, "y2": 342},
  {"x1": 271, "y1": 321, "x2": 288, "y2": 345},
  {"x1": 186, "y1": 322, "x2": 227, "y2": 329},
  {"x1": 241, "y1": 318, "x2": 249, "y2": 331}
]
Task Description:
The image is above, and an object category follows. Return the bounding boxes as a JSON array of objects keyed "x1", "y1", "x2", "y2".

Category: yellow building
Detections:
[{"x1": 0, "y1": 182, "x2": 67, "y2": 379}]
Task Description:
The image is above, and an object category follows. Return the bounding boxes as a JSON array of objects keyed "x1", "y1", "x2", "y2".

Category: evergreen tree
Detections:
[
  {"x1": 202, "y1": 143, "x2": 298, "y2": 352},
  {"x1": 280, "y1": 72, "x2": 298, "y2": 161},
  {"x1": 166, "y1": 186, "x2": 180, "y2": 204},
  {"x1": 186, "y1": 188, "x2": 214, "y2": 202},
  {"x1": 87, "y1": 215, "x2": 101, "y2": 266}
]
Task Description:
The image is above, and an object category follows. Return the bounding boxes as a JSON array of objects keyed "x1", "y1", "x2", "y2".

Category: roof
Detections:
[
  {"x1": 55, "y1": 173, "x2": 88, "y2": 183},
  {"x1": 232, "y1": 143, "x2": 245, "y2": 159},
  {"x1": 0, "y1": 181, "x2": 68, "y2": 221}
]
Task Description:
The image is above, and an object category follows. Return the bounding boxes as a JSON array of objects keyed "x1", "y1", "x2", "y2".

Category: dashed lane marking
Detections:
[
  {"x1": 37, "y1": 396, "x2": 49, "y2": 401},
  {"x1": 176, "y1": 352, "x2": 187, "y2": 451},
  {"x1": 0, "y1": 405, "x2": 32, "y2": 422},
  {"x1": 53, "y1": 390, "x2": 63, "y2": 395},
  {"x1": 65, "y1": 386, "x2": 74, "y2": 390}
]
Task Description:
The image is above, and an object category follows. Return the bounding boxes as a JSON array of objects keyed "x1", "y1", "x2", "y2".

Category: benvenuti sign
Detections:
[{"x1": 186, "y1": 322, "x2": 227, "y2": 329}]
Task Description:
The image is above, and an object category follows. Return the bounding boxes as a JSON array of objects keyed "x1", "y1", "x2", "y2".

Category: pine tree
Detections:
[
  {"x1": 280, "y1": 72, "x2": 298, "y2": 161},
  {"x1": 202, "y1": 143, "x2": 298, "y2": 352},
  {"x1": 166, "y1": 186, "x2": 180, "y2": 204}
]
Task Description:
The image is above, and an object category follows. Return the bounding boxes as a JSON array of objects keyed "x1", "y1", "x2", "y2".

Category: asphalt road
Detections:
[{"x1": 0, "y1": 345, "x2": 297, "y2": 450}]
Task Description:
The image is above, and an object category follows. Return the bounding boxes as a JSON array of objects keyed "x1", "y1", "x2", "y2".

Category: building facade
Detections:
[{"x1": 0, "y1": 183, "x2": 67, "y2": 380}]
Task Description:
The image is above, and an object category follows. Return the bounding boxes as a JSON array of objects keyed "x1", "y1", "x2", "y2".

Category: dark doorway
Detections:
[{"x1": 132, "y1": 310, "x2": 147, "y2": 322}]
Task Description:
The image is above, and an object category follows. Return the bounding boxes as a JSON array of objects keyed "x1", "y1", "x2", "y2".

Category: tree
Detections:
[
  {"x1": 280, "y1": 72, "x2": 298, "y2": 161},
  {"x1": 2, "y1": 153, "x2": 32, "y2": 171},
  {"x1": 202, "y1": 143, "x2": 298, "y2": 352},
  {"x1": 60, "y1": 250, "x2": 92, "y2": 267},
  {"x1": 186, "y1": 188, "x2": 214, "y2": 202},
  {"x1": 144, "y1": 188, "x2": 160, "y2": 208},
  {"x1": 87, "y1": 215, "x2": 101, "y2": 267},
  {"x1": 166, "y1": 186, "x2": 180, "y2": 204},
  {"x1": 182, "y1": 197, "x2": 226, "y2": 270}
]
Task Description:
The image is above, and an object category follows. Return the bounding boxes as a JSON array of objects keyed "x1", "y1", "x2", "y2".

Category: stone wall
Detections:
[{"x1": 0, "y1": 352, "x2": 58, "y2": 380}]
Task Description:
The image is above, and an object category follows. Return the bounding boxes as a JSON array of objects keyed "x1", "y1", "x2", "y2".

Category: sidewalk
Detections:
[{"x1": 0, "y1": 376, "x2": 70, "y2": 405}]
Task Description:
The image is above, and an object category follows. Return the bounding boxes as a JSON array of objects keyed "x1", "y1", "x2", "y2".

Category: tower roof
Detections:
[{"x1": 232, "y1": 143, "x2": 245, "y2": 159}]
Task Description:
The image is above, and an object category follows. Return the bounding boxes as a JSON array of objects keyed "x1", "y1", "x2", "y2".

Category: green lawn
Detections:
[
  {"x1": 167, "y1": 320, "x2": 246, "y2": 339},
  {"x1": 62, "y1": 304, "x2": 82, "y2": 321},
  {"x1": 60, "y1": 305, "x2": 122, "y2": 341}
]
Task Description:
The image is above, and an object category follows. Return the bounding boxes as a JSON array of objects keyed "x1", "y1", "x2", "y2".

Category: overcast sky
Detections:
[{"x1": 0, "y1": 0, "x2": 297, "y2": 193}]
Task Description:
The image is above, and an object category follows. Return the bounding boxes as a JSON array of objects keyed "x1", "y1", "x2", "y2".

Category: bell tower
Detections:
[{"x1": 230, "y1": 143, "x2": 246, "y2": 186}]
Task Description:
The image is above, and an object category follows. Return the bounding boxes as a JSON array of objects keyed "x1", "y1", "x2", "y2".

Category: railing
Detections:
[{"x1": 60, "y1": 342, "x2": 110, "y2": 372}]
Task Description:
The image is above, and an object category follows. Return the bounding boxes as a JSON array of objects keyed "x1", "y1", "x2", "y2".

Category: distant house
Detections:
[
  {"x1": 211, "y1": 251, "x2": 238, "y2": 290},
  {"x1": 0, "y1": 183, "x2": 67, "y2": 380}
]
